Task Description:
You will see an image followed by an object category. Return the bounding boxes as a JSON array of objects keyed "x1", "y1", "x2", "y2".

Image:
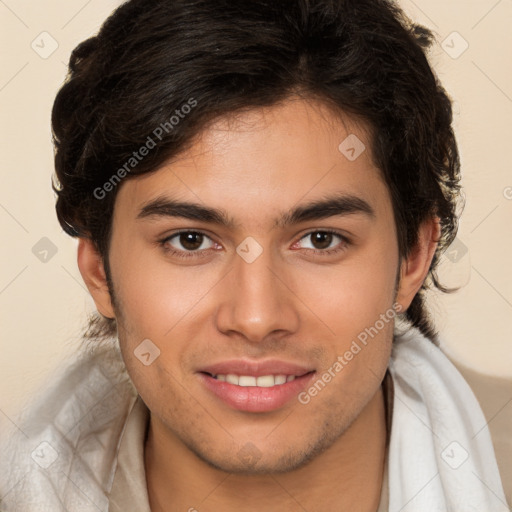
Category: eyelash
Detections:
[
  {"x1": 159, "y1": 230, "x2": 217, "y2": 259},
  {"x1": 158, "y1": 229, "x2": 350, "y2": 259},
  {"x1": 298, "y1": 229, "x2": 350, "y2": 256}
]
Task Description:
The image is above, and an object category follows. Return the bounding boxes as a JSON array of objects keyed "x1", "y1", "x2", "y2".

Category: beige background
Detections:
[{"x1": 1, "y1": 0, "x2": 511, "y2": 505}]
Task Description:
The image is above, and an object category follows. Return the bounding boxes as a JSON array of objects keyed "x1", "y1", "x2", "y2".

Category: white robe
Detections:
[{"x1": 0, "y1": 329, "x2": 508, "y2": 511}]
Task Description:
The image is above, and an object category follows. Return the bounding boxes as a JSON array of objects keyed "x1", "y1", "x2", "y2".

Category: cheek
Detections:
[
  {"x1": 300, "y1": 243, "x2": 398, "y2": 339},
  {"x1": 109, "y1": 245, "x2": 225, "y2": 402},
  {"x1": 110, "y1": 241, "x2": 219, "y2": 339},
  {"x1": 294, "y1": 235, "x2": 398, "y2": 397}
]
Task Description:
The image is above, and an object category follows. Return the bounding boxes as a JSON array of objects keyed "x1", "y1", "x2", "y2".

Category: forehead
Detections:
[{"x1": 115, "y1": 97, "x2": 391, "y2": 226}]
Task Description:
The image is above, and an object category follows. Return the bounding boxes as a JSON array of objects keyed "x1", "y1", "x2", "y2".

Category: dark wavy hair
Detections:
[{"x1": 52, "y1": 0, "x2": 461, "y2": 342}]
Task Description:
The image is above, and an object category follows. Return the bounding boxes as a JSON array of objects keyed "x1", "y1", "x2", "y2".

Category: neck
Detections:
[{"x1": 145, "y1": 386, "x2": 387, "y2": 512}]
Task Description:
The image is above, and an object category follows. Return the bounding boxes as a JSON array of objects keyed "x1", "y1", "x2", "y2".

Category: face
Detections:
[{"x1": 105, "y1": 97, "x2": 402, "y2": 473}]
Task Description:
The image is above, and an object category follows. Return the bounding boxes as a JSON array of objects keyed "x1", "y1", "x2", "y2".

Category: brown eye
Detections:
[
  {"x1": 310, "y1": 232, "x2": 334, "y2": 250},
  {"x1": 294, "y1": 230, "x2": 348, "y2": 254},
  {"x1": 179, "y1": 232, "x2": 204, "y2": 250},
  {"x1": 165, "y1": 231, "x2": 214, "y2": 253}
]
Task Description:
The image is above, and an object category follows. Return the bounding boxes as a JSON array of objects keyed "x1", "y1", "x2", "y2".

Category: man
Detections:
[{"x1": 0, "y1": 0, "x2": 507, "y2": 511}]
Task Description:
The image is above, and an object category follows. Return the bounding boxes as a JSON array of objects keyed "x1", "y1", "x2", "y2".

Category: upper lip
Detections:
[{"x1": 198, "y1": 359, "x2": 315, "y2": 377}]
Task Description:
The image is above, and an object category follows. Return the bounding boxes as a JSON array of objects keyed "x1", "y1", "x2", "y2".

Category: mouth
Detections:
[{"x1": 197, "y1": 361, "x2": 316, "y2": 412}]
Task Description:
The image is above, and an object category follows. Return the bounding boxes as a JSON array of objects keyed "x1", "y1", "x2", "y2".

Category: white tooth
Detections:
[
  {"x1": 226, "y1": 374, "x2": 239, "y2": 385},
  {"x1": 275, "y1": 375, "x2": 287, "y2": 385},
  {"x1": 238, "y1": 376, "x2": 257, "y2": 387},
  {"x1": 256, "y1": 375, "x2": 275, "y2": 387},
  {"x1": 218, "y1": 374, "x2": 294, "y2": 387}
]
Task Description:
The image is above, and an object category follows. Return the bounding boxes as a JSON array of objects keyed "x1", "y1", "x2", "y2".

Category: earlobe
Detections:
[
  {"x1": 395, "y1": 217, "x2": 441, "y2": 312},
  {"x1": 77, "y1": 238, "x2": 115, "y2": 319}
]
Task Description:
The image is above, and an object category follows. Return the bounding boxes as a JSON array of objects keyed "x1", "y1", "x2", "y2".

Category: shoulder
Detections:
[{"x1": 0, "y1": 340, "x2": 136, "y2": 511}]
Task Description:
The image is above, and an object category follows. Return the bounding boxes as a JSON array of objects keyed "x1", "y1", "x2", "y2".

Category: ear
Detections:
[
  {"x1": 77, "y1": 238, "x2": 115, "y2": 319},
  {"x1": 395, "y1": 217, "x2": 440, "y2": 312}
]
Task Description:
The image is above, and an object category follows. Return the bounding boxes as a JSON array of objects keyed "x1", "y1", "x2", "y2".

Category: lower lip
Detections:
[{"x1": 199, "y1": 372, "x2": 316, "y2": 413}]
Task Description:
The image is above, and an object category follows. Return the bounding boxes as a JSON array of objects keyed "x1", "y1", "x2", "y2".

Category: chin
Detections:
[{"x1": 184, "y1": 430, "x2": 340, "y2": 475}]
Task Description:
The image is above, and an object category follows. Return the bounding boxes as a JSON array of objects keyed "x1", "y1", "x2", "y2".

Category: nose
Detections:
[{"x1": 215, "y1": 249, "x2": 300, "y2": 343}]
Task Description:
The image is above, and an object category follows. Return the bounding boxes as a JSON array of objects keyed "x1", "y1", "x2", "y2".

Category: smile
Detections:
[{"x1": 199, "y1": 366, "x2": 316, "y2": 412}]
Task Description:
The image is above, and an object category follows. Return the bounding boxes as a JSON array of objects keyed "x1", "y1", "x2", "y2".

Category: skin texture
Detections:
[{"x1": 78, "y1": 97, "x2": 438, "y2": 511}]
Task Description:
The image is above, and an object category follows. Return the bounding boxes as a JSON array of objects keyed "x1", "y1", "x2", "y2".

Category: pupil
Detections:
[
  {"x1": 312, "y1": 232, "x2": 332, "y2": 249},
  {"x1": 180, "y1": 232, "x2": 202, "y2": 250}
]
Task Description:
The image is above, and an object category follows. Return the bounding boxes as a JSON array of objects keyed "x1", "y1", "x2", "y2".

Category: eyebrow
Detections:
[{"x1": 136, "y1": 193, "x2": 375, "y2": 228}]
